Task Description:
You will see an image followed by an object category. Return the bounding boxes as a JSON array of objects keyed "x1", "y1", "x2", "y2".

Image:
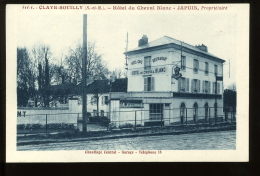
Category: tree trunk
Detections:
[{"x1": 96, "y1": 95, "x2": 99, "y2": 117}]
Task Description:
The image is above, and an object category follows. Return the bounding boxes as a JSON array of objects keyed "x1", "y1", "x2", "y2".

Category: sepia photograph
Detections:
[{"x1": 6, "y1": 4, "x2": 249, "y2": 162}]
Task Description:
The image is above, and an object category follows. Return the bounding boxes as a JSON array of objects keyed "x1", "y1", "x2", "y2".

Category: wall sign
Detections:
[
  {"x1": 132, "y1": 67, "x2": 166, "y2": 75},
  {"x1": 152, "y1": 57, "x2": 167, "y2": 63},
  {"x1": 172, "y1": 66, "x2": 182, "y2": 80},
  {"x1": 131, "y1": 60, "x2": 143, "y2": 65}
]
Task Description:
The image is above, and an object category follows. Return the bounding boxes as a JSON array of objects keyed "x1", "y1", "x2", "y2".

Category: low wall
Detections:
[{"x1": 17, "y1": 99, "x2": 81, "y2": 125}]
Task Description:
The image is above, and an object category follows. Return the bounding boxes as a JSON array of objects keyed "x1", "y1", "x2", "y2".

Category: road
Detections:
[{"x1": 17, "y1": 130, "x2": 236, "y2": 151}]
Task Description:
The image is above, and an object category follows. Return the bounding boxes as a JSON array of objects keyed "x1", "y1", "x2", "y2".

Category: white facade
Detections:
[{"x1": 110, "y1": 36, "x2": 225, "y2": 127}]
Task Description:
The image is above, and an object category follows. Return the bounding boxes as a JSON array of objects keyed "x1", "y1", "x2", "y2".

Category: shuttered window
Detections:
[
  {"x1": 144, "y1": 77, "x2": 154, "y2": 91},
  {"x1": 178, "y1": 77, "x2": 189, "y2": 92},
  {"x1": 192, "y1": 79, "x2": 200, "y2": 93},
  {"x1": 203, "y1": 81, "x2": 210, "y2": 93}
]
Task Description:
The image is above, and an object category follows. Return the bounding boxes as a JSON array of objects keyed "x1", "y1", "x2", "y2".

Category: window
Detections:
[
  {"x1": 91, "y1": 96, "x2": 97, "y2": 105},
  {"x1": 202, "y1": 80, "x2": 211, "y2": 93},
  {"x1": 181, "y1": 56, "x2": 186, "y2": 70},
  {"x1": 192, "y1": 79, "x2": 200, "y2": 93},
  {"x1": 149, "y1": 104, "x2": 163, "y2": 120},
  {"x1": 144, "y1": 77, "x2": 154, "y2": 91},
  {"x1": 193, "y1": 59, "x2": 199, "y2": 73},
  {"x1": 144, "y1": 56, "x2": 151, "y2": 70},
  {"x1": 178, "y1": 77, "x2": 189, "y2": 92},
  {"x1": 214, "y1": 65, "x2": 218, "y2": 76},
  {"x1": 102, "y1": 96, "x2": 108, "y2": 105},
  {"x1": 212, "y1": 82, "x2": 220, "y2": 94},
  {"x1": 205, "y1": 62, "x2": 209, "y2": 75}
]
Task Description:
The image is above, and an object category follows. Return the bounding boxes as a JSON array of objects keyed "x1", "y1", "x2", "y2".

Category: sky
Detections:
[{"x1": 17, "y1": 12, "x2": 238, "y2": 88}]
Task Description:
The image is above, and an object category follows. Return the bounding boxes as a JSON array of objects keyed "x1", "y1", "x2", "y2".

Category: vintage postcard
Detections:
[{"x1": 6, "y1": 4, "x2": 249, "y2": 162}]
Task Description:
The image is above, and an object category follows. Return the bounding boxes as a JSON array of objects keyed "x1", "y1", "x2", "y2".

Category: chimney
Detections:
[
  {"x1": 138, "y1": 35, "x2": 148, "y2": 47},
  {"x1": 195, "y1": 44, "x2": 208, "y2": 52}
]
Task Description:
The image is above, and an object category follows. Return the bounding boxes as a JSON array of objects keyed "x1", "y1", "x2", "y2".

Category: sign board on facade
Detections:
[
  {"x1": 132, "y1": 67, "x2": 166, "y2": 75},
  {"x1": 152, "y1": 57, "x2": 167, "y2": 63}
]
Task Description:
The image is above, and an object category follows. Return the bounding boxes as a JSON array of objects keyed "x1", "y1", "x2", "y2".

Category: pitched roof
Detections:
[
  {"x1": 77, "y1": 78, "x2": 127, "y2": 94},
  {"x1": 125, "y1": 36, "x2": 224, "y2": 61},
  {"x1": 111, "y1": 78, "x2": 128, "y2": 92}
]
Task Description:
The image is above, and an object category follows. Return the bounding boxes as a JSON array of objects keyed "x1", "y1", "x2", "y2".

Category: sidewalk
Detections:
[{"x1": 17, "y1": 122, "x2": 236, "y2": 146}]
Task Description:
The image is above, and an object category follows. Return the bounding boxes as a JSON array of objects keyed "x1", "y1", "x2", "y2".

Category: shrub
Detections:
[
  {"x1": 119, "y1": 123, "x2": 134, "y2": 129},
  {"x1": 89, "y1": 116, "x2": 110, "y2": 123}
]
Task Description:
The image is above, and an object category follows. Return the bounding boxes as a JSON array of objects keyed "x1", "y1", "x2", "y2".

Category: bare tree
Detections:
[
  {"x1": 228, "y1": 83, "x2": 236, "y2": 91},
  {"x1": 65, "y1": 42, "x2": 110, "y2": 82},
  {"x1": 112, "y1": 68, "x2": 127, "y2": 78}
]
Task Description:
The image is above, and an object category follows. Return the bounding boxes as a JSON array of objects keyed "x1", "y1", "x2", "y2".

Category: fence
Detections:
[
  {"x1": 17, "y1": 112, "x2": 78, "y2": 135},
  {"x1": 17, "y1": 107, "x2": 236, "y2": 134}
]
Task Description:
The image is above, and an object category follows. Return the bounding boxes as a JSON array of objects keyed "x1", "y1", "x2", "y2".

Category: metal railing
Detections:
[{"x1": 17, "y1": 107, "x2": 236, "y2": 134}]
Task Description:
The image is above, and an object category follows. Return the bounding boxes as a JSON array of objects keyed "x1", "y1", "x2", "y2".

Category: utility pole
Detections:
[
  {"x1": 82, "y1": 14, "x2": 87, "y2": 133},
  {"x1": 125, "y1": 32, "x2": 128, "y2": 69}
]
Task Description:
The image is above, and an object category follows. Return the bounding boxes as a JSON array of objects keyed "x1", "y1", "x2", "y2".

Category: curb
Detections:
[{"x1": 17, "y1": 126, "x2": 236, "y2": 146}]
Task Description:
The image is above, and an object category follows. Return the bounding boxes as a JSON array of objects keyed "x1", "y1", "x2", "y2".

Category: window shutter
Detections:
[
  {"x1": 144, "y1": 77, "x2": 148, "y2": 91},
  {"x1": 192, "y1": 79, "x2": 194, "y2": 92},
  {"x1": 151, "y1": 77, "x2": 155, "y2": 91},
  {"x1": 213, "y1": 82, "x2": 215, "y2": 94},
  {"x1": 186, "y1": 78, "x2": 189, "y2": 92},
  {"x1": 101, "y1": 96, "x2": 104, "y2": 105},
  {"x1": 217, "y1": 83, "x2": 220, "y2": 94},
  {"x1": 178, "y1": 78, "x2": 181, "y2": 91},
  {"x1": 202, "y1": 81, "x2": 205, "y2": 92},
  {"x1": 198, "y1": 80, "x2": 200, "y2": 92},
  {"x1": 183, "y1": 78, "x2": 186, "y2": 91},
  {"x1": 208, "y1": 81, "x2": 211, "y2": 93}
]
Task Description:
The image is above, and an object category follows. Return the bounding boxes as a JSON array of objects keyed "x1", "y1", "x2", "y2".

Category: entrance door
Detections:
[{"x1": 180, "y1": 103, "x2": 186, "y2": 124}]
